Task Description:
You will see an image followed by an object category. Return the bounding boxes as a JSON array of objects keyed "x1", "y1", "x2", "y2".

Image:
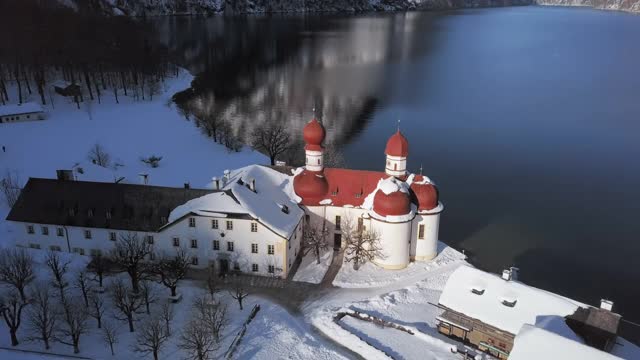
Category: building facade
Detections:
[{"x1": 0, "y1": 102, "x2": 45, "y2": 123}]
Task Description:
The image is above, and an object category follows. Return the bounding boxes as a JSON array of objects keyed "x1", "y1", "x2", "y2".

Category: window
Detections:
[
  {"x1": 251, "y1": 243, "x2": 258, "y2": 254},
  {"x1": 471, "y1": 288, "x2": 485, "y2": 296},
  {"x1": 160, "y1": 216, "x2": 167, "y2": 224},
  {"x1": 268, "y1": 245, "x2": 274, "y2": 255},
  {"x1": 146, "y1": 235, "x2": 154, "y2": 244},
  {"x1": 90, "y1": 249, "x2": 102, "y2": 256},
  {"x1": 149, "y1": 252, "x2": 155, "y2": 261},
  {"x1": 109, "y1": 232, "x2": 117, "y2": 241},
  {"x1": 189, "y1": 218, "x2": 196, "y2": 227},
  {"x1": 57, "y1": 227, "x2": 64, "y2": 237},
  {"x1": 502, "y1": 299, "x2": 517, "y2": 308},
  {"x1": 251, "y1": 223, "x2": 258, "y2": 232},
  {"x1": 233, "y1": 262, "x2": 240, "y2": 271},
  {"x1": 191, "y1": 239, "x2": 198, "y2": 248},
  {"x1": 251, "y1": 263, "x2": 259, "y2": 272},
  {"x1": 84, "y1": 230, "x2": 92, "y2": 239},
  {"x1": 268, "y1": 265, "x2": 275, "y2": 274},
  {"x1": 41, "y1": 226, "x2": 49, "y2": 235},
  {"x1": 27, "y1": 225, "x2": 34, "y2": 234},
  {"x1": 227, "y1": 241, "x2": 234, "y2": 252},
  {"x1": 192, "y1": 257, "x2": 199, "y2": 266},
  {"x1": 213, "y1": 240, "x2": 220, "y2": 250},
  {"x1": 29, "y1": 243, "x2": 41, "y2": 249},
  {"x1": 50, "y1": 245, "x2": 61, "y2": 252},
  {"x1": 211, "y1": 219, "x2": 218, "y2": 229},
  {"x1": 335, "y1": 216, "x2": 341, "y2": 230},
  {"x1": 226, "y1": 220, "x2": 233, "y2": 230},
  {"x1": 73, "y1": 248, "x2": 85, "y2": 255},
  {"x1": 172, "y1": 237, "x2": 180, "y2": 247},
  {"x1": 418, "y1": 224, "x2": 425, "y2": 240}
]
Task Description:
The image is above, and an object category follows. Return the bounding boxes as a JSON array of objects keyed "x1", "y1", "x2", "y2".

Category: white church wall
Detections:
[
  {"x1": 369, "y1": 218, "x2": 411, "y2": 269},
  {"x1": 411, "y1": 212, "x2": 440, "y2": 261}
]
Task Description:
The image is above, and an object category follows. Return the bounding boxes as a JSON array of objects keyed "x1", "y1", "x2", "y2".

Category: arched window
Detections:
[
  {"x1": 394, "y1": 163, "x2": 397, "y2": 170},
  {"x1": 317, "y1": 159, "x2": 320, "y2": 165}
]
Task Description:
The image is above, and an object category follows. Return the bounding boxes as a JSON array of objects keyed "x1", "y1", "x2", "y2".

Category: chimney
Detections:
[
  {"x1": 600, "y1": 299, "x2": 614, "y2": 311},
  {"x1": 212, "y1": 177, "x2": 220, "y2": 190},
  {"x1": 56, "y1": 169, "x2": 74, "y2": 181},
  {"x1": 502, "y1": 269, "x2": 512, "y2": 281},
  {"x1": 509, "y1": 267, "x2": 519, "y2": 281},
  {"x1": 139, "y1": 173, "x2": 149, "y2": 185},
  {"x1": 184, "y1": 182, "x2": 190, "y2": 189},
  {"x1": 249, "y1": 178, "x2": 256, "y2": 192}
]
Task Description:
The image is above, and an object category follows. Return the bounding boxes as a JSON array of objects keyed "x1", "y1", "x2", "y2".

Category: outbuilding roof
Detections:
[
  {"x1": 439, "y1": 265, "x2": 581, "y2": 335},
  {"x1": 0, "y1": 102, "x2": 44, "y2": 117},
  {"x1": 509, "y1": 324, "x2": 621, "y2": 360}
]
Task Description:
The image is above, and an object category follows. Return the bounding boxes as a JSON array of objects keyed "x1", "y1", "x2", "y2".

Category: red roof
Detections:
[
  {"x1": 373, "y1": 190, "x2": 411, "y2": 216},
  {"x1": 410, "y1": 178, "x2": 439, "y2": 211},
  {"x1": 294, "y1": 168, "x2": 384, "y2": 206},
  {"x1": 385, "y1": 130, "x2": 409, "y2": 157}
]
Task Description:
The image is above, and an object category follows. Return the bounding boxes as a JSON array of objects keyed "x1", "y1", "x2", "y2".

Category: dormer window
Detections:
[
  {"x1": 501, "y1": 299, "x2": 517, "y2": 308},
  {"x1": 331, "y1": 187, "x2": 339, "y2": 196},
  {"x1": 281, "y1": 205, "x2": 289, "y2": 214},
  {"x1": 471, "y1": 288, "x2": 485, "y2": 296}
]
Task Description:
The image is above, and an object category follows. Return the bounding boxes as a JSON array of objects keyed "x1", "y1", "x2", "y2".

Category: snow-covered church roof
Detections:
[
  {"x1": 167, "y1": 165, "x2": 303, "y2": 238},
  {"x1": 439, "y1": 265, "x2": 581, "y2": 335}
]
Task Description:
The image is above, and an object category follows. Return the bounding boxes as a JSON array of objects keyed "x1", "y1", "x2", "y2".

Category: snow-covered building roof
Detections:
[
  {"x1": 167, "y1": 165, "x2": 304, "y2": 239},
  {"x1": 0, "y1": 102, "x2": 44, "y2": 116},
  {"x1": 439, "y1": 265, "x2": 581, "y2": 335},
  {"x1": 222, "y1": 165, "x2": 304, "y2": 238},
  {"x1": 509, "y1": 324, "x2": 621, "y2": 360}
]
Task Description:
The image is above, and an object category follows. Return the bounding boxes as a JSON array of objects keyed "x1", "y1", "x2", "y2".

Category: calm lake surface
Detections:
[{"x1": 157, "y1": 6, "x2": 640, "y2": 331}]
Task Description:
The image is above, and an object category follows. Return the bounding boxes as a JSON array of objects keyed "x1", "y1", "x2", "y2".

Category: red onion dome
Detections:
[
  {"x1": 293, "y1": 170, "x2": 329, "y2": 201},
  {"x1": 373, "y1": 190, "x2": 411, "y2": 217},
  {"x1": 411, "y1": 183, "x2": 439, "y2": 211},
  {"x1": 385, "y1": 130, "x2": 409, "y2": 157},
  {"x1": 303, "y1": 118, "x2": 325, "y2": 146}
]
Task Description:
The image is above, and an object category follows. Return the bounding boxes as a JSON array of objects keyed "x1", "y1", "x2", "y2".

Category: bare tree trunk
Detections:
[
  {"x1": 10, "y1": 329, "x2": 18, "y2": 346},
  {"x1": 120, "y1": 71, "x2": 127, "y2": 96},
  {"x1": 83, "y1": 65, "x2": 94, "y2": 101},
  {"x1": 15, "y1": 63, "x2": 23, "y2": 104},
  {"x1": 92, "y1": 72, "x2": 101, "y2": 104},
  {"x1": 23, "y1": 66, "x2": 32, "y2": 95}
]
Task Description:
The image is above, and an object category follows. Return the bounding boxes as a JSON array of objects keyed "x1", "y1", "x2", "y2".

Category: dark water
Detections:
[{"x1": 157, "y1": 7, "x2": 640, "y2": 333}]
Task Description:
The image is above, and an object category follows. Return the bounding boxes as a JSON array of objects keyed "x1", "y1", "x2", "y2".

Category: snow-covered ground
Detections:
[
  {"x1": 333, "y1": 242, "x2": 466, "y2": 288},
  {"x1": 292, "y1": 250, "x2": 332, "y2": 284}
]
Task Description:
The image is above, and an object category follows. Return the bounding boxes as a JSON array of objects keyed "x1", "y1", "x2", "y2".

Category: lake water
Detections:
[{"x1": 158, "y1": 6, "x2": 640, "y2": 333}]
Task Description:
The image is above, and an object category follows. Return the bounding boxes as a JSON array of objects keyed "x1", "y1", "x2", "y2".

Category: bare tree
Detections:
[
  {"x1": 102, "y1": 321, "x2": 119, "y2": 356},
  {"x1": 133, "y1": 316, "x2": 169, "y2": 360},
  {"x1": 342, "y1": 217, "x2": 383, "y2": 271},
  {"x1": 75, "y1": 271, "x2": 93, "y2": 307},
  {"x1": 87, "y1": 143, "x2": 111, "y2": 168},
  {"x1": 0, "y1": 290, "x2": 29, "y2": 346},
  {"x1": 0, "y1": 170, "x2": 21, "y2": 207},
  {"x1": 87, "y1": 254, "x2": 113, "y2": 288},
  {"x1": 228, "y1": 278, "x2": 249, "y2": 310},
  {"x1": 153, "y1": 248, "x2": 190, "y2": 297},
  {"x1": 56, "y1": 297, "x2": 89, "y2": 354},
  {"x1": 87, "y1": 293, "x2": 106, "y2": 329},
  {"x1": 302, "y1": 222, "x2": 330, "y2": 264},
  {"x1": 204, "y1": 267, "x2": 219, "y2": 302},
  {"x1": 159, "y1": 302, "x2": 174, "y2": 336},
  {"x1": 0, "y1": 248, "x2": 34, "y2": 302},
  {"x1": 110, "y1": 232, "x2": 152, "y2": 293},
  {"x1": 110, "y1": 278, "x2": 144, "y2": 332},
  {"x1": 26, "y1": 282, "x2": 58, "y2": 350},
  {"x1": 45, "y1": 251, "x2": 71, "y2": 303},
  {"x1": 179, "y1": 296, "x2": 227, "y2": 360},
  {"x1": 139, "y1": 280, "x2": 157, "y2": 315},
  {"x1": 250, "y1": 124, "x2": 291, "y2": 165}
]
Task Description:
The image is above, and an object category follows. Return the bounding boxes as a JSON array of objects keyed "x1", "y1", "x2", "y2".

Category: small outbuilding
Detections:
[
  {"x1": 0, "y1": 102, "x2": 46, "y2": 123},
  {"x1": 52, "y1": 81, "x2": 82, "y2": 97}
]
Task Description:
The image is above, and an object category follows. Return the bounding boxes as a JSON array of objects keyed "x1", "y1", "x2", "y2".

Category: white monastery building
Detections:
[
  {"x1": 6, "y1": 117, "x2": 443, "y2": 276},
  {"x1": 0, "y1": 102, "x2": 46, "y2": 123}
]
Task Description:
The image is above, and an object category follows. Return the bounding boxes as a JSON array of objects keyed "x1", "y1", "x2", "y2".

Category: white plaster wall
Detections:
[
  {"x1": 369, "y1": 218, "x2": 411, "y2": 269},
  {"x1": 385, "y1": 154, "x2": 407, "y2": 176},
  {"x1": 411, "y1": 212, "x2": 440, "y2": 261},
  {"x1": 305, "y1": 149, "x2": 324, "y2": 172}
]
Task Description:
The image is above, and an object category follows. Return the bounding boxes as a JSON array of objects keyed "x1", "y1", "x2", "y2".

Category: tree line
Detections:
[{"x1": 0, "y1": 0, "x2": 175, "y2": 107}]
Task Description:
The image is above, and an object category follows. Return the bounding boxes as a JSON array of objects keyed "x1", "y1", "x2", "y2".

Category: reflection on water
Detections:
[{"x1": 157, "y1": 8, "x2": 640, "y2": 331}]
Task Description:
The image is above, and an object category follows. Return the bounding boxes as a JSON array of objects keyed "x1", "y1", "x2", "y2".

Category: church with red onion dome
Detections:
[{"x1": 293, "y1": 118, "x2": 444, "y2": 270}]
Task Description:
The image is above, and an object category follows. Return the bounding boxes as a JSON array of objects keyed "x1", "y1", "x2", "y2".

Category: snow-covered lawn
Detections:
[
  {"x1": 292, "y1": 250, "x2": 332, "y2": 284},
  {"x1": 333, "y1": 242, "x2": 466, "y2": 288},
  {"x1": 0, "y1": 68, "x2": 264, "y2": 191}
]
